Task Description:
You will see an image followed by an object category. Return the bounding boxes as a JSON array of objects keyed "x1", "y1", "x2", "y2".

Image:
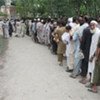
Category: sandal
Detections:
[
  {"x1": 79, "y1": 78, "x2": 87, "y2": 84},
  {"x1": 88, "y1": 87, "x2": 98, "y2": 93},
  {"x1": 85, "y1": 83, "x2": 93, "y2": 88},
  {"x1": 70, "y1": 74, "x2": 77, "y2": 79}
]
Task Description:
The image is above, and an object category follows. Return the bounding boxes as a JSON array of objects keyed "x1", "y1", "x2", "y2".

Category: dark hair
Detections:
[
  {"x1": 57, "y1": 19, "x2": 66, "y2": 26},
  {"x1": 73, "y1": 17, "x2": 79, "y2": 23},
  {"x1": 47, "y1": 18, "x2": 51, "y2": 23},
  {"x1": 66, "y1": 25, "x2": 72, "y2": 31},
  {"x1": 83, "y1": 16, "x2": 90, "y2": 23}
]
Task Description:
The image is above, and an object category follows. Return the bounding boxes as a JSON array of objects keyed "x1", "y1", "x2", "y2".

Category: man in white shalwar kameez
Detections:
[
  {"x1": 44, "y1": 21, "x2": 51, "y2": 45},
  {"x1": 20, "y1": 20, "x2": 26, "y2": 37},
  {"x1": 87, "y1": 21, "x2": 100, "y2": 83},
  {"x1": 65, "y1": 18, "x2": 80, "y2": 71},
  {"x1": 2, "y1": 20, "x2": 9, "y2": 38},
  {"x1": 36, "y1": 19, "x2": 44, "y2": 43},
  {"x1": 15, "y1": 20, "x2": 22, "y2": 37}
]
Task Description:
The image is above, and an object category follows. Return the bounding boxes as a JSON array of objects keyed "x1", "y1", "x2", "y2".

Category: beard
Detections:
[{"x1": 90, "y1": 28, "x2": 96, "y2": 34}]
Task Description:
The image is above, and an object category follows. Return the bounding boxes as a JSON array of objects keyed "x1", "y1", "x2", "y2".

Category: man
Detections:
[
  {"x1": 62, "y1": 25, "x2": 72, "y2": 70},
  {"x1": 15, "y1": 19, "x2": 21, "y2": 37},
  {"x1": 66, "y1": 17, "x2": 80, "y2": 72},
  {"x1": 87, "y1": 21, "x2": 100, "y2": 84},
  {"x1": 20, "y1": 20, "x2": 26, "y2": 37},
  {"x1": 54, "y1": 20, "x2": 66, "y2": 66},
  {"x1": 88, "y1": 36, "x2": 100, "y2": 93},
  {"x1": 50, "y1": 21, "x2": 58, "y2": 54},
  {"x1": 36, "y1": 18, "x2": 44, "y2": 44},
  {"x1": 44, "y1": 18, "x2": 51, "y2": 46},
  {"x1": 9, "y1": 20, "x2": 13, "y2": 37},
  {"x1": 70, "y1": 18, "x2": 82, "y2": 77},
  {"x1": 2, "y1": 19, "x2": 9, "y2": 39},
  {"x1": 31, "y1": 19, "x2": 37, "y2": 42},
  {"x1": 0, "y1": 20, "x2": 3, "y2": 35},
  {"x1": 97, "y1": 17, "x2": 100, "y2": 29},
  {"x1": 70, "y1": 17, "x2": 89, "y2": 78},
  {"x1": 79, "y1": 21, "x2": 93, "y2": 84},
  {"x1": 28, "y1": 19, "x2": 32, "y2": 36}
]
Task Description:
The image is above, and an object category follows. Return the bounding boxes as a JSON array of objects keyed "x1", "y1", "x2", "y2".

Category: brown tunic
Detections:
[{"x1": 54, "y1": 27, "x2": 66, "y2": 54}]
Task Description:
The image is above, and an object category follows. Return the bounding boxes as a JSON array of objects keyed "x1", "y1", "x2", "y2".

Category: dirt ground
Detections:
[{"x1": 0, "y1": 36, "x2": 100, "y2": 100}]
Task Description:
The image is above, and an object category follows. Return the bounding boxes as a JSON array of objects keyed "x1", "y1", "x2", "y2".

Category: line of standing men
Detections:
[
  {"x1": 28, "y1": 17, "x2": 100, "y2": 93},
  {"x1": 0, "y1": 16, "x2": 100, "y2": 93},
  {"x1": 53, "y1": 16, "x2": 100, "y2": 93}
]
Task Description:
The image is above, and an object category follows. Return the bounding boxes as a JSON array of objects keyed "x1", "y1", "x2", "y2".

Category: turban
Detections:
[{"x1": 90, "y1": 20, "x2": 98, "y2": 25}]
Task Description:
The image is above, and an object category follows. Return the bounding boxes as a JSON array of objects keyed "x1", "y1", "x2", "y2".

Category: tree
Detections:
[
  {"x1": 0, "y1": 0, "x2": 5, "y2": 7},
  {"x1": 15, "y1": 0, "x2": 100, "y2": 18}
]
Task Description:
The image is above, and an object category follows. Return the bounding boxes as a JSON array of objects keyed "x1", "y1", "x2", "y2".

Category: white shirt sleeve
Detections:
[{"x1": 62, "y1": 32, "x2": 70, "y2": 44}]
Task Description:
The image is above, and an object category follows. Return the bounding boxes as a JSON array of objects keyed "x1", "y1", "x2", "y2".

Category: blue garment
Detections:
[{"x1": 72, "y1": 31, "x2": 82, "y2": 76}]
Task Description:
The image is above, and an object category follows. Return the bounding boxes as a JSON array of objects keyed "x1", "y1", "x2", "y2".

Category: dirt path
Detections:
[{"x1": 0, "y1": 36, "x2": 99, "y2": 100}]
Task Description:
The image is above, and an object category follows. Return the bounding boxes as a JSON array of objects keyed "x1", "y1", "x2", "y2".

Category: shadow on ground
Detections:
[
  {"x1": 0, "y1": 35, "x2": 8, "y2": 69},
  {"x1": 0, "y1": 35, "x2": 8, "y2": 100}
]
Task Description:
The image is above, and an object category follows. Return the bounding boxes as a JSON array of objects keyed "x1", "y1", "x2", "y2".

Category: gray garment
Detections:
[{"x1": 2, "y1": 22, "x2": 9, "y2": 38}]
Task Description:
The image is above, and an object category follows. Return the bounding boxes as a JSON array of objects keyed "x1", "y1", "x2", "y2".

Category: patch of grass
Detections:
[{"x1": 0, "y1": 35, "x2": 8, "y2": 57}]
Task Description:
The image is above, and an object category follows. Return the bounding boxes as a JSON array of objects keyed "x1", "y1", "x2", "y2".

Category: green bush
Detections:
[{"x1": 0, "y1": 12, "x2": 7, "y2": 17}]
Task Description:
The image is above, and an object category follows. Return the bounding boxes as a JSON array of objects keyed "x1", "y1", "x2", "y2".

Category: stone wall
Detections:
[{"x1": 0, "y1": 5, "x2": 16, "y2": 19}]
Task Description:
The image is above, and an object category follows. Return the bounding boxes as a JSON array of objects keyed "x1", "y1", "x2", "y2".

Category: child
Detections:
[{"x1": 62, "y1": 25, "x2": 73, "y2": 71}]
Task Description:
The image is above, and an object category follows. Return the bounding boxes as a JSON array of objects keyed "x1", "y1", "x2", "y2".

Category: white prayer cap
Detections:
[
  {"x1": 37, "y1": 18, "x2": 40, "y2": 21},
  {"x1": 41, "y1": 20, "x2": 44, "y2": 23},
  {"x1": 68, "y1": 17, "x2": 73, "y2": 23},
  {"x1": 90, "y1": 20, "x2": 98, "y2": 25},
  {"x1": 48, "y1": 16, "x2": 51, "y2": 18},
  {"x1": 54, "y1": 22, "x2": 57, "y2": 25},
  {"x1": 34, "y1": 19, "x2": 36, "y2": 21}
]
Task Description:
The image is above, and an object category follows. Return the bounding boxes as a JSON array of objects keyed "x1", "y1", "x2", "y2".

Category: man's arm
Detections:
[{"x1": 80, "y1": 29, "x2": 87, "y2": 51}]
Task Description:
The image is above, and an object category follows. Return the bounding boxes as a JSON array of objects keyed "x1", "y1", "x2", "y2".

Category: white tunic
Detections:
[
  {"x1": 62, "y1": 32, "x2": 71, "y2": 57},
  {"x1": 44, "y1": 23, "x2": 51, "y2": 45},
  {"x1": 77, "y1": 23, "x2": 89, "y2": 38},
  {"x1": 37, "y1": 22, "x2": 44, "y2": 43},
  {"x1": 88, "y1": 28, "x2": 100, "y2": 81},
  {"x1": 62, "y1": 32, "x2": 74, "y2": 69},
  {"x1": 16, "y1": 21, "x2": 21, "y2": 36}
]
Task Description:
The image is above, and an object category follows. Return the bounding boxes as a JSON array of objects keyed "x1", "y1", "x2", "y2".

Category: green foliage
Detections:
[
  {"x1": 0, "y1": 0, "x2": 5, "y2": 7},
  {"x1": 15, "y1": 0, "x2": 100, "y2": 18},
  {"x1": 0, "y1": 12, "x2": 7, "y2": 16}
]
